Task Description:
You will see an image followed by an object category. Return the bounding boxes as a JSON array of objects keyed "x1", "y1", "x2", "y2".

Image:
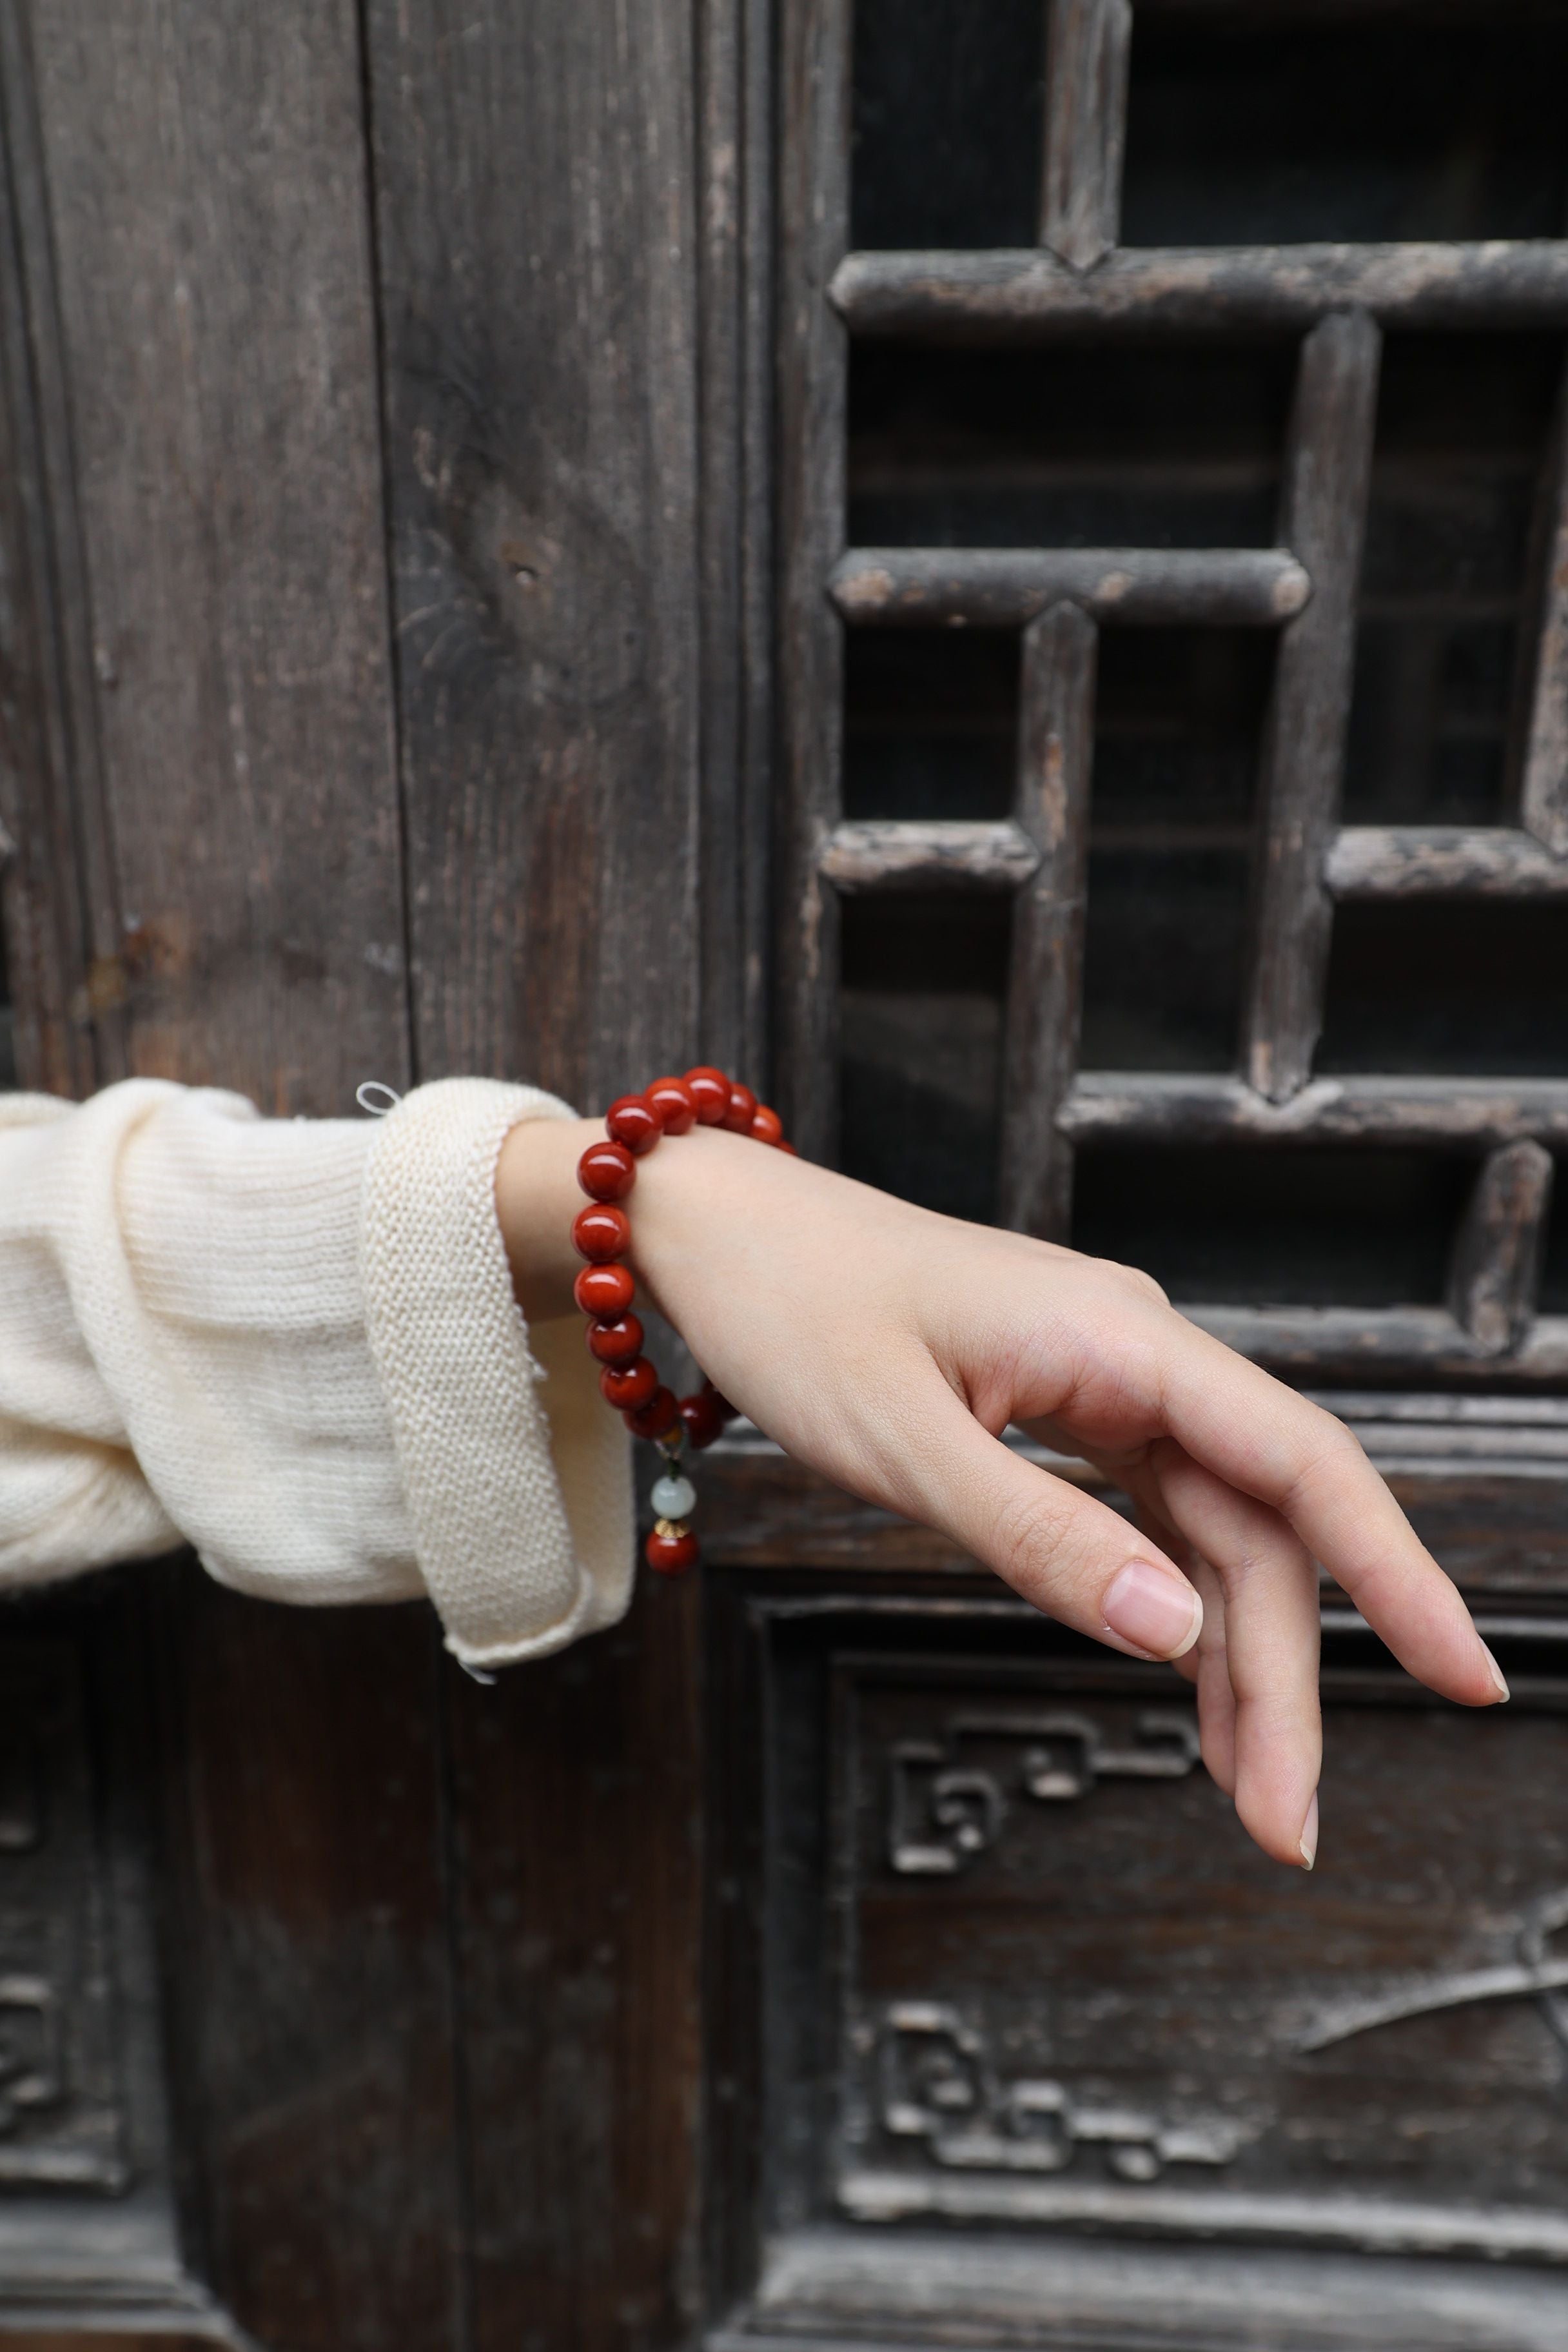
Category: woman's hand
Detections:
[{"x1": 498, "y1": 1117, "x2": 1507, "y2": 1872}]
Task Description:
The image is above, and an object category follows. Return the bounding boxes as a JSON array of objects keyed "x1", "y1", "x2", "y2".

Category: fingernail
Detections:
[
  {"x1": 1103, "y1": 1561, "x2": 1202, "y2": 1661},
  {"x1": 1482, "y1": 1641, "x2": 1510, "y2": 1704},
  {"x1": 1298, "y1": 1791, "x2": 1318, "y2": 1873}
]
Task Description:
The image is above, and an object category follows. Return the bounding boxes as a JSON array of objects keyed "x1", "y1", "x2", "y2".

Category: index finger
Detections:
[{"x1": 1147, "y1": 1313, "x2": 1505, "y2": 1710}]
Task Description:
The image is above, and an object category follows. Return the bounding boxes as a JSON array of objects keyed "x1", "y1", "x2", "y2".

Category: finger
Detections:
[
  {"x1": 1140, "y1": 1317, "x2": 1502, "y2": 1710},
  {"x1": 1130, "y1": 1478, "x2": 1235, "y2": 1794},
  {"x1": 894, "y1": 1384, "x2": 1204, "y2": 1662},
  {"x1": 1151, "y1": 1441, "x2": 1321, "y2": 1869}
]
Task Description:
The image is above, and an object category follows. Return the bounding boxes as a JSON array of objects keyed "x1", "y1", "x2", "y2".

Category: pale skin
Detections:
[{"x1": 496, "y1": 1117, "x2": 1509, "y2": 1874}]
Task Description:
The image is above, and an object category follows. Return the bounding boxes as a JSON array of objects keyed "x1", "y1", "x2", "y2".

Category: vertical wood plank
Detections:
[
  {"x1": 1447, "y1": 1140, "x2": 1554, "y2": 1355},
  {"x1": 1041, "y1": 0, "x2": 1132, "y2": 271},
  {"x1": 364, "y1": 0, "x2": 701, "y2": 1110},
  {"x1": 776, "y1": 0, "x2": 852, "y2": 1161},
  {"x1": 1000, "y1": 603, "x2": 1097, "y2": 1240},
  {"x1": 24, "y1": 0, "x2": 408, "y2": 1112},
  {"x1": 444, "y1": 1582, "x2": 705, "y2": 2352},
  {"x1": 152, "y1": 1574, "x2": 465, "y2": 2352},
  {"x1": 1243, "y1": 309, "x2": 1381, "y2": 1103},
  {"x1": 1518, "y1": 366, "x2": 1568, "y2": 856}
]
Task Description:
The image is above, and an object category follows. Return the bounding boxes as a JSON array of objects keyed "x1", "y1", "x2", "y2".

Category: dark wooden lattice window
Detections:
[{"x1": 778, "y1": 0, "x2": 1568, "y2": 1393}]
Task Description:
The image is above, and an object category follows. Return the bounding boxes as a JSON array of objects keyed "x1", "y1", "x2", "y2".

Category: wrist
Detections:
[{"x1": 494, "y1": 1115, "x2": 603, "y2": 1321}]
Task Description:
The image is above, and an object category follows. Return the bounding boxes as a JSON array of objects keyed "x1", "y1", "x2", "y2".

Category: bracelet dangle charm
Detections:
[{"x1": 571, "y1": 1066, "x2": 794, "y2": 1576}]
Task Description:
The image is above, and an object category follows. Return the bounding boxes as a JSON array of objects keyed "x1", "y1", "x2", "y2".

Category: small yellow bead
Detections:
[{"x1": 654, "y1": 1516, "x2": 691, "y2": 1540}]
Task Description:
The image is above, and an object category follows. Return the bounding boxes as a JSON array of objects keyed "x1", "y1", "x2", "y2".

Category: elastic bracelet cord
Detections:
[{"x1": 571, "y1": 1066, "x2": 795, "y2": 1576}]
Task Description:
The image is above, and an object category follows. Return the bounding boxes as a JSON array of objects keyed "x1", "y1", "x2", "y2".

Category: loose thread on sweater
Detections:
[{"x1": 356, "y1": 1081, "x2": 403, "y2": 1117}]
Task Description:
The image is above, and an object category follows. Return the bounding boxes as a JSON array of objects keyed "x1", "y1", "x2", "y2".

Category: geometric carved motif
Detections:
[
  {"x1": 888, "y1": 1707, "x2": 1202, "y2": 1874},
  {"x1": 876, "y1": 2003, "x2": 1243, "y2": 2183}
]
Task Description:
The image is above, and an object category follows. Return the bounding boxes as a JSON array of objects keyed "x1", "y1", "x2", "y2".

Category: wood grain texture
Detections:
[
  {"x1": 1327, "y1": 825, "x2": 1568, "y2": 898},
  {"x1": 150, "y1": 1571, "x2": 464, "y2": 2352},
  {"x1": 830, "y1": 242, "x2": 1568, "y2": 343},
  {"x1": 444, "y1": 1580, "x2": 704, "y2": 2352},
  {"x1": 1243, "y1": 310, "x2": 1381, "y2": 1101},
  {"x1": 775, "y1": 0, "x2": 852, "y2": 1159},
  {"x1": 820, "y1": 819, "x2": 1039, "y2": 894},
  {"x1": 1447, "y1": 1141, "x2": 1554, "y2": 1357},
  {"x1": 830, "y1": 546, "x2": 1309, "y2": 629},
  {"x1": 1519, "y1": 360, "x2": 1568, "y2": 858},
  {"x1": 1061, "y1": 1071, "x2": 1568, "y2": 1148},
  {"x1": 1001, "y1": 604, "x2": 1097, "y2": 1239},
  {"x1": 364, "y1": 0, "x2": 701, "y2": 1108},
  {"x1": 27, "y1": 0, "x2": 407, "y2": 1112},
  {"x1": 1041, "y1": 0, "x2": 1131, "y2": 271}
]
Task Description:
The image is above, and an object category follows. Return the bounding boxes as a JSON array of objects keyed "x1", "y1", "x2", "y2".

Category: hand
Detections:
[{"x1": 497, "y1": 1117, "x2": 1507, "y2": 1870}]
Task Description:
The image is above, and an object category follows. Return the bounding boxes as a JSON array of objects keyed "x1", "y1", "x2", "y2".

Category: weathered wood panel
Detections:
[
  {"x1": 26, "y1": 0, "x2": 407, "y2": 1110},
  {"x1": 444, "y1": 1581, "x2": 704, "y2": 2352},
  {"x1": 151, "y1": 1571, "x2": 464, "y2": 2352},
  {"x1": 1040, "y1": 0, "x2": 1130, "y2": 271},
  {"x1": 830, "y1": 546, "x2": 1309, "y2": 629},
  {"x1": 1447, "y1": 1141, "x2": 1553, "y2": 1356},
  {"x1": 364, "y1": 0, "x2": 701, "y2": 1108},
  {"x1": 821, "y1": 819, "x2": 1039, "y2": 894},
  {"x1": 1327, "y1": 825, "x2": 1568, "y2": 899}
]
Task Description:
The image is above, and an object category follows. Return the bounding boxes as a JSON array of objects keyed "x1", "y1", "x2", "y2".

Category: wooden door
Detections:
[{"x1": 2, "y1": 3, "x2": 1568, "y2": 2349}]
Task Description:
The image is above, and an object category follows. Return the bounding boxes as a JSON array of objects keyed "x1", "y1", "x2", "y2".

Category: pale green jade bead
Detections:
[{"x1": 651, "y1": 1473, "x2": 696, "y2": 1522}]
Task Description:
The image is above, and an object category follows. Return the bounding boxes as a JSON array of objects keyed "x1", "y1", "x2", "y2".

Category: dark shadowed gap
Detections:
[
  {"x1": 848, "y1": 344, "x2": 1293, "y2": 552},
  {"x1": 850, "y1": 0, "x2": 1043, "y2": 249},
  {"x1": 1344, "y1": 335, "x2": 1562, "y2": 826},
  {"x1": 1072, "y1": 1146, "x2": 1473, "y2": 1307},
  {"x1": 1082, "y1": 628, "x2": 1274, "y2": 1073},
  {"x1": 842, "y1": 631, "x2": 1018, "y2": 822},
  {"x1": 1123, "y1": 5, "x2": 1568, "y2": 248},
  {"x1": 1318, "y1": 901, "x2": 1568, "y2": 1077},
  {"x1": 839, "y1": 892, "x2": 1008, "y2": 1224}
]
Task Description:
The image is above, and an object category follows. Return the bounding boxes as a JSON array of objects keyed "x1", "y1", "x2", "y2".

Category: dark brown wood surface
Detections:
[{"x1": 1039, "y1": 0, "x2": 1130, "y2": 271}]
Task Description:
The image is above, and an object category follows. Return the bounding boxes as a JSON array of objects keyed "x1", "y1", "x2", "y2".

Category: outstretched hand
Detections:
[{"x1": 499, "y1": 1117, "x2": 1507, "y2": 1872}]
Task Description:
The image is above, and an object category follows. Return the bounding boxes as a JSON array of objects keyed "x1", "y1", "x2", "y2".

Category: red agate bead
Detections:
[
  {"x1": 606, "y1": 1094, "x2": 662, "y2": 1155},
  {"x1": 750, "y1": 1104, "x2": 783, "y2": 1146},
  {"x1": 573, "y1": 1204, "x2": 630, "y2": 1262},
  {"x1": 601, "y1": 1357, "x2": 658, "y2": 1411},
  {"x1": 678, "y1": 1389, "x2": 725, "y2": 1450},
  {"x1": 684, "y1": 1066, "x2": 731, "y2": 1124},
  {"x1": 705, "y1": 1380, "x2": 739, "y2": 1423},
  {"x1": 574, "y1": 1261, "x2": 635, "y2": 1318},
  {"x1": 645, "y1": 1527, "x2": 699, "y2": 1576},
  {"x1": 626, "y1": 1384, "x2": 680, "y2": 1440},
  {"x1": 578, "y1": 1140, "x2": 636, "y2": 1201},
  {"x1": 723, "y1": 1081, "x2": 758, "y2": 1133},
  {"x1": 587, "y1": 1313, "x2": 643, "y2": 1366},
  {"x1": 646, "y1": 1075, "x2": 696, "y2": 1134}
]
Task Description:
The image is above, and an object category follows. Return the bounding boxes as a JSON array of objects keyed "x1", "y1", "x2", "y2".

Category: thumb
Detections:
[{"x1": 898, "y1": 1389, "x2": 1203, "y2": 1663}]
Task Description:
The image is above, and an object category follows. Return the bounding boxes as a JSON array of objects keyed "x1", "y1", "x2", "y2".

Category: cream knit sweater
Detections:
[{"x1": 0, "y1": 1077, "x2": 634, "y2": 1669}]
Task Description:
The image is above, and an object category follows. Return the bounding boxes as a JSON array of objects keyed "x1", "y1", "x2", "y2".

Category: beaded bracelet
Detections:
[{"x1": 571, "y1": 1065, "x2": 795, "y2": 1576}]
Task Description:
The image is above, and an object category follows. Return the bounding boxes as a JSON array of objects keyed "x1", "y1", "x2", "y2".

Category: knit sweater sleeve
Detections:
[{"x1": 0, "y1": 1077, "x2": 634, "y2": 1668}]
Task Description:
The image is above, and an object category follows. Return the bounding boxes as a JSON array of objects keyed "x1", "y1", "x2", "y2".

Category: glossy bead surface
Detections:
[
  {"x1": 703, "y1": 1379, "x2": 740, "y2": 1424},
  {"x1": 677, "y1": 1389, "x2": 724, "y2": 1450},
  {"x1": 578, "y1": 1140, "x2": 636, "y2": 1201},
  {"x1": 684, "y1": 1065, "x2": 731, "y2": 1124},
  {"x1": 600, "y1": 1356, "x2": 658, "y2": 1411},
  {"x1": 606, "y1": 1094, "x2": 662, "y2": 1155},
  {"x1": 646, "y1": 1075, "x2": 696, "y2": 1135},
  {"x1": 574, "y1": 1261, "x2": 635, "y2": 1318},
  {"x1": 651, "y1": 1473, "x2": 696, "y2": 1520},
  {"x1": 645, "y1": 1527, "x2": 699, "y2": 1575},
  {"x1": 626, "y1": 1384, "x2": 680, "y2": 1440},
  {"x1": 573, "y1": 1204, "x2": 631, "y2": 1262},
  {"x1": 750, "y1": 1104, "x2": 783, "y2": 1146},
  {"x1": 722, "y1": 1081, "x2": 758, "y2": 1133},
  {"x1": 587, "y1": 1313, "x2": 643, "y2": 1366}
]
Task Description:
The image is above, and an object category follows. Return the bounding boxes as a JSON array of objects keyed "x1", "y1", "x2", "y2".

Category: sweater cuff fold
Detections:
[{"x1": 360, "y1": 1079, "x2": 634, "y2": 1666}]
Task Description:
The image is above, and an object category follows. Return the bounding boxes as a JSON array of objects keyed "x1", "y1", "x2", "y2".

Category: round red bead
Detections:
[
  {"x1": 573, "y1": 1204, "x2": 630, "y2": 1262},
  {"x1": 574, "y1": 1261, "x2": 635, "y2": 1318},
  {"x1": 578, "y1": 1140, "x2": 635, "y2": 1202},
  {"x1": 750, "y1": 1104, "x2": 783, "y2": 1146},
  {"x1": 703, "y1": 1379, "x2": 740, "y2": 1424},
  {"x1": 601, "y1": 1357, "x2": 658, "y2": 1411},
  {"x1": 723, "y1": 1081, "x2": 758, "y2": 1133},
  {"x1": 646, "y1": 1075, "x2": 696, "y2": 1135},
  {"x1": 605, "y1": 1094, "x2": 662, "y2": 1155},
  {"x1": 645, "y1": 1527, "x2": 699, "y2": 1576},
  {"x1": 626, "y1": 1384, "x2": 680, "y2": 1440},
  {"x1": 684, "y1": 1066, "x2": 731, "y2": 1125},
  {"x1": 587, "y1": 1313, "x2": 643, "y2": 1366},
  {"x1": 678, "y1": 1389, "x2": 725, "y2": 1450}
]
